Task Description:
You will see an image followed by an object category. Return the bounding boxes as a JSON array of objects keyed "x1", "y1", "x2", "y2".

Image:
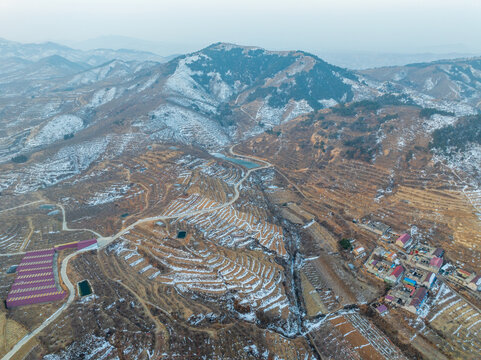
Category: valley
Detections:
[{"x1": 0, "y1": 39, "x2": 480, "y2": 360}]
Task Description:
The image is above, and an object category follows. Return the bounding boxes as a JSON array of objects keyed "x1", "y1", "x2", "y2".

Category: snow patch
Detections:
[{"x1": 27, "y1": 115, "x2": 84, "y2": 147}]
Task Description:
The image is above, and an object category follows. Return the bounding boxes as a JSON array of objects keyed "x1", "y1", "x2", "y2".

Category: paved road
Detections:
[
  {"x1": 96, "y1": 150, "x2": 272, "y2": 250},
  {"x1": 230, "y1": 144, "x2": 309, "y2": 200},
  {"x1": 2, "y1": 150, "x2": 271, "y2": 360},
  {"x1": 56, "y1": 204, "x2": 104, "y2": 239}
]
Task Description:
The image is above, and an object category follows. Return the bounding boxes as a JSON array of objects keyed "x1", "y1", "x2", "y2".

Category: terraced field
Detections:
[
  {"x1": 164, "y1": 194, "x2": 287, "y2": 257},
  {"x1": 241, "y1": 123, "x2": 481, "y2": 270},
  {"x1": 113, "y1": 229, "x2": 291, "y2": 319},
  {"x1": 309, "y1": 311, "x2": 406, "y2": 360},
  {"x1": 0, "y1": 223, "x2": 29, "y2": 253},
  {"x1": 198, "y1": 160, "x2": 244, "y2": 186},
  {"x1": 464, "y1": 189, "x2": 481, "y2": 222},
  {"x1": 425, "y1": 283, "x2": 481, "y2": 356},
  {"x1": 303, "y1": 262, "x2": 341, "y2": 313}
]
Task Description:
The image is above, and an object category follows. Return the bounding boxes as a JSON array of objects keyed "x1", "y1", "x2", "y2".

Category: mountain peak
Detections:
[{"x1": 205, "y1": 42, "x2": 264, "y2": 52}]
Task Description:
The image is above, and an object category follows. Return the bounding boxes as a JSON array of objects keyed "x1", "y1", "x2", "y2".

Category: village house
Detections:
[
  {"x1": 376, "y1": 304, "x2": 388, "y2": 315},
  {"x1": 353, "y1": 246, "x2": 366, "y2": 257},
  {"x1": 406, "y1": 244, "x2": 445, "y2": 273},
  {"x1": 447, "y1": 268, "x2": 480, "y2": 289},
  {"x1": 395, "y1": 233, "x2": 412, "y2": 249},
  {"x1": 364, "y1": 247, "x2": 396, "y2": 280},
  {"x1": 468, "y1": 275, "x2": 481, "y2": 291},
  {"x1": 429, "y1": 256, "x2": 443, "y2": 272},
  {"x1": 386, "y1": 265, "x2": 405, "y2": 284},
  {"x1": 369, "y1": 221, "x2": 392, "y2": 236},
  {"x1": 406, "y1": 287, "x2": 428, "y2": 314},
  {"x1": 422, "y1": 271, "x2": 436, "y2": 289}
]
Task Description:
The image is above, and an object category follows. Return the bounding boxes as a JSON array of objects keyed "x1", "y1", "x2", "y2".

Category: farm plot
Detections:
[
  {"x1": 464, "y1": 189, "x2": 481, "y2": 222},
  {"x1": 113, "y1": 235, "x2": 291, "y2": 319},
  {"x1": 343, "y1": 313, "x2": 406, "y2": 360},
  {"x1": 198, "y1": 160, "x2": 244, "y2": 186},
  {"x1": 166, "y1": 195, "x2": 287, "y2": 257},
  {"x1": 0, "y1": 223, "x2": 29, "y2": 253},
  {"x1": 161, "y1": 194, "x2": 219, "y2": 217},
  {"x1": 425, "y1": 283, "x2": 481, "y2": 355},
  {"x1": 309, "y1": 317, "x2": 362, "y2": 360},
  {"x1": 302, "y1": 262, "x2": 340, "y2": 313},
  {"x1": 161, "y1": 193, "x2": 286, "y2": 256},
  {"x1": 309, "y1": 312, "x2": 406, "y2": 360}
]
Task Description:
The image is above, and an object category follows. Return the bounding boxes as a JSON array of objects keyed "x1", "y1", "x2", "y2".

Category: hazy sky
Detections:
[{"x1": 1, "y1": 0, "x2": 480, "y2": 55}]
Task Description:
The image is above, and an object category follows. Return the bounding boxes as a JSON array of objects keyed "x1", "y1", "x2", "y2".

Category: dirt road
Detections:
[{"x1": 2, "y1": 151, "x2": 270, "y2": 360}]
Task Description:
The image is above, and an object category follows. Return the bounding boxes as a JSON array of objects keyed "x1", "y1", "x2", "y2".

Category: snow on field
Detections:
[
  {"x1": 344, "y1": 75, "x2": 377, "y2": 101},
  {"x1": 403, "y1": 87, "x2": 477, "y2": 116},
  {"x1": 44, "y1": 334, "x2": 119, "y2": 360},
  {"x1": 255, "y1": 100, "x2": 285, "y2": 126},
  {"x1": 89, "y1": 87, "x2": 116, "y2": 107},
  {"x1": 27, "y1": 114, "x2": 84, "y2": 147},
  {"x1": 423, "y1": 77, "x2": 435, "y2": 91},
  {"x1": 0, "y1": 227, "x2": 22, "y2": 252},
  {"x1": 318, "y1": 98, "x2": 338, "y2": 108},
  {"x1": 252, "y1": 98, "x2": 313, "y2": 132},
  {"x1": 148, "y1": 103, "x2": 230, "y2": 149},
  {"x1": 423, "y1": 114, "x2": 458, "y2": 133},
  {"x1": 198, "y1": 161, "x2": 243, "y2": 186},
  {"x1": 464, "y1": 189, "x2": 481, "y2": 221},
  {"x1": 164, "y1": 194, "x2": 287, "y2": 257},
  {"x1": 78, "y1": 294, "x2": 99, "y2": 304},
  {"x1": 284, "y1": 100, "x2": 314, "y2": 122},
  {"x1": 433, "y1": 143, "x2": 481, "y2": 189},
  {"x1": 14, "y1": 138, "x2": 109, "y2": 193},
  {"x1": 87, "y1": 184, "x2": 130, "y2": 206},
  {"x1": 0, "y1": 172, "x2": 18, "y2": 192}
]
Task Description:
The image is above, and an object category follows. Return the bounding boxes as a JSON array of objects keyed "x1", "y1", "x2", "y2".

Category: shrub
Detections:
[
  {"x1": 339, "y1": 238, "x2": 352, "y2": 250},
  {"x1": 420, "y1": 108, "x2": 455, "y2": 118},
  {"x1": 11, "y1": 155, "x2": 28, "y2": 163}
]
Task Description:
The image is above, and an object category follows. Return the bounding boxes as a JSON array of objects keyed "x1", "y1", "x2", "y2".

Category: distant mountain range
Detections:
[
  {"x1": 0, "y1": 37, "x2": 167, "y2": 66},
  {"x1": 361, "y1": 57, "x2": 481, "y2": 111},
  {"x1": 0, "y1": 39, "x2": 480, "y2": 194},
  {"x1": 319, "y1": 51, "x2": 479, "y2": 70}
]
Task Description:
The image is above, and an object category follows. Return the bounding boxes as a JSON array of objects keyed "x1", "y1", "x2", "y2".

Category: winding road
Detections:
[{"x1": 1, "y1": 150, "x2": 272, "y2": 360}]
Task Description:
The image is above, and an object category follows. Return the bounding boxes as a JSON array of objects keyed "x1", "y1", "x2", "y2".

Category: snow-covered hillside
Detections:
[
  {"x1": 362, "y1": 58, "x2": 481, "y2": 113},
  {"x1": 145, "y1": 104, "x2": 230, "y2": 149},
  {"x1": 27, "y1": 115, "x2": 84, "y2": 147}
]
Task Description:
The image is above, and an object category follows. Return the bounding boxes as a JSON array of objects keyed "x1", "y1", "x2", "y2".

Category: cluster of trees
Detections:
[
  {"x1": 339, "y1": 238, "x2": 352, "y2": 250},
  {"x1": 332, "y1": 100, "x2": 381, "y2": 117},
  {"x1": 376, "y1": 93, "x2": 416, "y2": 106},
  {"x1": 63, "y1": 133, "x2": 74, "y2": 140},
  {"x1": 11, "y1": 155, "x2": 28, "y2": 163},
  {"x1": 343, "y1": 134, "x2": 379, "y2": 162},
  {"x1": 377, "y1": 113, "x2": 398, "y2": 124},
  {"x1": 420, "y1": 108, "x2": 455, "y2": 118},
  {"x1": 298, "y1": 113, "x2": 325, "y2": 127},
  {"x1": 189, "y1": 46, "x2": 297, "y2": 88},
  {"x1": 265, "y1": 128, "x2": 281, "y2": 137},
  {"x1": 430, "y1": 115, "x2": 481, "y2": 153},
  {"x1": 241, "y1": 57, "x2": 354, "y2": 110},
  {"x1": 214, "y1": 103, "x2": 234, "y2": 127}
]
